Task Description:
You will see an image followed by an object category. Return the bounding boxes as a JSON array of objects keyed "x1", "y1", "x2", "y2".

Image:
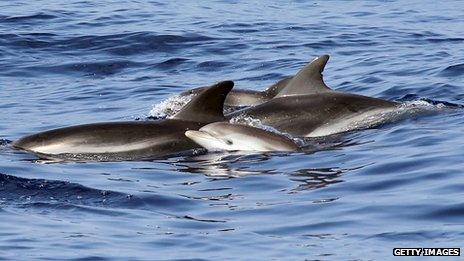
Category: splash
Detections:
[
  {"x1": 148, "y1": 93, "x2": 245, "y2": 119},
  {"x1": 148, "y1": 93, "x2": 195, "y2": 118},
  {"x1": 401, "y1": 99, "x2": 448, "y2": 110},
  {"x1": 229, "y1": 115, "x2": 306, "y2": 145},
  {"x1": 0, "y1": 139, "x2": 12, "y2": 147},
  {"x1": 230, "y1": 115, "x2": 284, "y2": 134}
]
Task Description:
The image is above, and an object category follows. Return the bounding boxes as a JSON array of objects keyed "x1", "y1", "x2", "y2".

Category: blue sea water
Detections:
[{"x1": 1, "y1": 0, "x2": 464, "y2": 260}]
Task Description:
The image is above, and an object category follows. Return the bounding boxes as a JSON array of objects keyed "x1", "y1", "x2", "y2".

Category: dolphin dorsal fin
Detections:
[
  {"x1": 173, "y1": 80, "x2": 234, "y2": 122},
  {"x1": 263, "y1": 76, "x2": 293, "y2": 97},
  {"x1": 276, "y1": 55, "x2": 331, "y2": 97}
]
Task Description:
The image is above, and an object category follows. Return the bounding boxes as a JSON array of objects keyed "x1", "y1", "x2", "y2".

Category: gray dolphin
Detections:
[
  {"x1": 227, "y1": 55, "x2": 400, "y2": 137},
  {"x1": 179, "y1": 76, "x2": 292, "y2": 107},
  {"x1": 185, "y1": 122, "x2": 299, "y2": 152},
  {"x1": 12, "y1": 81, "x2": 234, "y2": 161}
]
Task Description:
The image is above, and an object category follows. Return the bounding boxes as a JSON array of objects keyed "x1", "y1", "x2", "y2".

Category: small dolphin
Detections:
[
  {"x1": 185, "y1": 122, "x2": 299, "y2": 152},
  {"x1": 12, "y1": 81, "x2": 234, "y2": 161},
  {"x1": 226, "y1": 55, "x2": 400, "y2": 137},
  {"x1": 179, "y1": 76, "x2": 292, "y2": 107}
]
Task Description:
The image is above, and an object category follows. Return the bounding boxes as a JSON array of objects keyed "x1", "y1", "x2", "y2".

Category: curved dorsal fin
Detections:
[
  {"x1": 173, "y1": 80, "x2": 234, "y2": 122},
  {"x1": 275, "y1": 55, "x2": 331, "y2": 97}
]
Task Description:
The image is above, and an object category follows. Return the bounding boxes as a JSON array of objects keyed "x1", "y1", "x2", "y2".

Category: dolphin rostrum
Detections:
[
  {"x1": 12, "y1": 81, "x2": 234, "y2": 161},
  {"x1": 227, "y1": 55, "x2": 400, "y2": 137},
  {"x1": 185, "y1": 122, "x2": 299, "y2": 152},
  {"x1": 179, "y1": 76, "x2": 292, "y2": 107}
]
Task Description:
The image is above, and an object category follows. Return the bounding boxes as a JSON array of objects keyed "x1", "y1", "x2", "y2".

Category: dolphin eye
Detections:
[{"x1": 225, "y1": 139, "x2": 233, "y2": 145}]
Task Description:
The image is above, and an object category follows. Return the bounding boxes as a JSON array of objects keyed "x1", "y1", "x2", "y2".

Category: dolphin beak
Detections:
[
  {"x1": 185, "y1": 130, "x2": 221, "y2": 150},
  {"x1": 185, "y1": 130, "x2": 214, "y2": 142}
]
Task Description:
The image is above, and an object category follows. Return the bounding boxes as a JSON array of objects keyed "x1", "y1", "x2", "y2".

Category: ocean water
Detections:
[{"x1": 1, "y1": 0, "x2": 464, "y2": 260}]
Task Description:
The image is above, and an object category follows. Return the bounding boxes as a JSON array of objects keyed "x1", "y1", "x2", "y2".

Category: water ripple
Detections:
[
  {"x1": 0, "y1": 173, "x2": 194, "y2": 213},
  {"x1": 1, "y1": 0, "x2": 464, "y2": 259},
  {"x1": 440, "y1": 63, "x2": 464, "y2": 77}
]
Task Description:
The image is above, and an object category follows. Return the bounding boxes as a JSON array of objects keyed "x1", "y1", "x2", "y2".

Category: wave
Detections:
[
  {"x1": 0, "y1": 173, "x2": 192, "y2": 212},
  {"x1": 0, "y1": 31, "x2": 216, "y2": 56},
  {"x1": 0, "y1": 13, "x2": 58, "y2": 23},
  {"x1": 439, "y1": 63, "x2": 464, "y2": 77}
]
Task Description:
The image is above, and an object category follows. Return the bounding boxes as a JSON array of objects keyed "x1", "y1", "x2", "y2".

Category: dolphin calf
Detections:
[
  {"x1": 12, "y1": 81, "x2": 234, "y2": 161},
  {"x1": 185, "y1": 122, "x2": 299, "y2": 152},
  {"x1": 179, "y1": 76, "x2": 292, "y2": 107},
  {"x1": 227, "y1": 55, "x2": 400, "y2": 137}
]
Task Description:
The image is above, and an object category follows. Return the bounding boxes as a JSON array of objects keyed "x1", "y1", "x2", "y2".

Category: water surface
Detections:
[{"x1": 1, "y1": 0, "x2": 464, "y2": 259}]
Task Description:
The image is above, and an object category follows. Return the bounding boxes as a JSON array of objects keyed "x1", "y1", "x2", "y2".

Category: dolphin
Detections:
[
  {"x1": 185, "y1": 122, "x2": 300, "y2": 152},
  {"x1": 179, "y1": 76, "x2": 292, "y2": 107},
  {"x1": 12, "y1": 81, "x2": 234, "y2": 161},
  {"x1": 226, "y1": 55, "x2": 400, "y2": 137}
]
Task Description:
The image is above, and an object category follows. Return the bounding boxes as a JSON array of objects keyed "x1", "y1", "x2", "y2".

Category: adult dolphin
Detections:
[
  {"x1": 227, "y1": 55, "x2": 400, "y2": 137},
  {"x1": 12, "y1": 81, "x2": 234, "y2": 161},
  {"x1": 179, "y1": 76, "x2": 292, "y2": 107},
  {"x1": 185, "y1": 122, "x2": 300, "y2": 152}
]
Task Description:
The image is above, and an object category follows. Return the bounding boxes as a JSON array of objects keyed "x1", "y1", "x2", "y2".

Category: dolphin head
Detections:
[{"x1": 185, "y1": 122, "x2": 299, "y2": 152}]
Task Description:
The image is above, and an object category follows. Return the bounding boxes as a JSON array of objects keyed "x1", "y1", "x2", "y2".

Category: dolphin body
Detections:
[
  {"x1": 12, "y1": 81, "x2": 234, "y2": 161},
  {"x1": 185, "y1": 122, "x2": 299, "y2": 152},
  {"x1": 226, "y1": 55, "x2": 400, "y2": 137},
  {"x1": 179, "y1": 77, "x2": 292, "y2": 107}
]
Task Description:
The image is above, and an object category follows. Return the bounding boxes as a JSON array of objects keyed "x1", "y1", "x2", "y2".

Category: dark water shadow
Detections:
[{"x1": 0, "y1": 172, "x2": 199, "y2": 218}]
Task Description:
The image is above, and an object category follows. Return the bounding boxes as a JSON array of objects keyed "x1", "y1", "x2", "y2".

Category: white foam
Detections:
[
  {"x1": 230, "y1": 115, "x2": 283, "y2": 134},
  {"x1": 229, "y1": 115, "x2": 306, "y2": 145},
  {"x1": 148, "y1": 94, "x2": 195, "y2": 118},
  {"x1": 401, "y1": 99, "x2": 447, "y2": 110}
]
